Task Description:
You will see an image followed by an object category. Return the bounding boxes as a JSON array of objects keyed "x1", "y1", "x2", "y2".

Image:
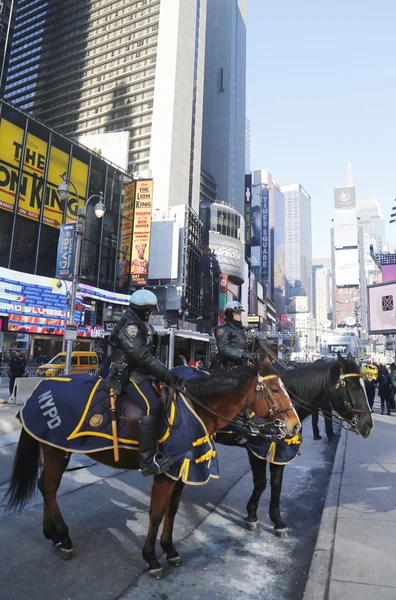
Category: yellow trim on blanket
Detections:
[
  {"x1": 178, "y1": 457, "x2": 190, "y2": 480},
  {"x1": 192, "y1": 435, "x2": 210, "y2": 447},
  {"x1": 284, "y1": 433, "x2": 302, "y2": 446},
  {"x1": 65, "y1": 378, "x2": 138, "y2": 445},
  {"x1": 266, "y1": 442, "x2": 276, "y2": 462},
  {"x1": 158, "y1": 399, "x2": 176, "y2": 444},
  {"x1": 47, "y1": 377, "x2": 72, "y2": 382},
  {"x1": 67, "y1": 378, "x2": 102, "y2": 440},
  {"x1": 130, "y1": 379, "x2": 151, "y2": 415},
  {"x1": 195, "y1": 449, "x2": 216, "y2": 464}
]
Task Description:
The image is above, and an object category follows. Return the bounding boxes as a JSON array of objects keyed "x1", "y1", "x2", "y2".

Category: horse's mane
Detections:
[
  {"x1": 185, "y1": 365, "x2": 258, "y2": 399},
  {"x1": 280, "y1": 361, "x2": 338, "y2": 404}
]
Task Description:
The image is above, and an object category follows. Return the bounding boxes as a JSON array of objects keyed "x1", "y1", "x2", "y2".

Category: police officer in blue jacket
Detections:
[{"x1": 107, "y1": 290, "x2": 183, "y2": 476}]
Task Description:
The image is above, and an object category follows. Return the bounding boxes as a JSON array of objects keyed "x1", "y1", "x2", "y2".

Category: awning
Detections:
[{"x1": 155, "y1": 328, "x2": 213, "y2": 343}]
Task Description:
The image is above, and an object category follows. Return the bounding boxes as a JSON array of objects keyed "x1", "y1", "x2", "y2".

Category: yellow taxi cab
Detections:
[{"x1": 36, "y1": 352, "x2": 99, "y2": 377}]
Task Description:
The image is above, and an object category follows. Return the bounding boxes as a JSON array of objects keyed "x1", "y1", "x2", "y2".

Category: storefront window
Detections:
[
  {"x1": 37, "y1": 224, "x2": 58, "y2": 277},
  {"x1": 10, "y1": 216, "x2": 38, "y2": 273},
  {"x1": 80, "y1": 240, "x2": 99, "y2": 285},
  {"x1": 0, "y1": 210, "x2": 12, "y2": 267}
]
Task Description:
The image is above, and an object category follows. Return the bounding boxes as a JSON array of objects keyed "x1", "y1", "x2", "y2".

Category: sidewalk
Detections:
[{"x1": 305, "y1": 399, "x2": 396, "y2": 600}]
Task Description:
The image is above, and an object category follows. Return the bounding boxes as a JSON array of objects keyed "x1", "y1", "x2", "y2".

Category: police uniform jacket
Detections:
[
  {"x1": 215, "y1": 322, "x2": 248, "y2": 368},
  {"x1": 108, "y1": 306, "x2": 171, "y2": 384},
  {"x1": 9, "y1": 355, "x2": 26, "y2": 378}
]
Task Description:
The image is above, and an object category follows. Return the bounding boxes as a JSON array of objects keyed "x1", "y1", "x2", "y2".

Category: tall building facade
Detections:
[
  {"x1": 0, "y1": 0, "x2": 17, "y2": 95},
  {"x1": 312, "y1": 257, "x2": 332, "y2": 322},
  {"x1": 281, "y1": 183, "x2": 312, "y2": 310},
  {"x1": 5, "y1": 0, "x2": 206, "y2": 213},
  {"x1": 201, "y1": 0, "x2": 246, "y2": 215},
  {"x1": 245, "y1": 117, "x2": 251, "y2": 173},
  {"x1": 252, "y1": 170, "x2": 285, "y2": 314},
  {"x1": 332, "y1": 183, "x2": 360, "y2": 327},
  {"x1": 357, "y1": 196, "x2": 384, "y2": 329}
]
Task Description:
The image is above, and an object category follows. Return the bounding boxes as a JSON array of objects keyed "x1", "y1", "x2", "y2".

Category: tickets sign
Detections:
[{"x1": 130, "y1": 180, "x2": 153, "y2": 286}]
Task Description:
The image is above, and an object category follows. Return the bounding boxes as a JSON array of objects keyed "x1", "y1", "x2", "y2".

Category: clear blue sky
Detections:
[{"x1": 246, "y1": 0, "x2": 396, "y2": 257}]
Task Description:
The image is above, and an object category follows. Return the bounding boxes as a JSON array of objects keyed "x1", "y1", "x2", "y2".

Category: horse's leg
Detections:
[
  {"x1": 142, "y1": 475, "x2": 176, "y2": 578},
  {"x1": 269, "y1": 462, "x2": 288, "y2": 535},
  {"x1": 160, "y1": 479, "x2": 185, "y2": 567},
  {"x1": 38, "y1": 445, "x2": 73, "y2": 559},
  {"x1": 245, "y1": 450, "x2": 267, "y2": 532}
]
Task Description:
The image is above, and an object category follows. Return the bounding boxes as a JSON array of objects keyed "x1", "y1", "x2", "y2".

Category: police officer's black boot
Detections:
[{"x1": 139, "y1": 415, "x2": 174, "y2": 477}]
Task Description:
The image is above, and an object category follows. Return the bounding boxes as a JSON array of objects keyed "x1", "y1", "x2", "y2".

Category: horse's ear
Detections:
[
  {"x1": 347, "y1": 352, "x2": 355, "y2": 363},
  {"x1": 330, "y1": 360, "x2": 341, "y2": 382},
  {"x1": 337, "y1": 351, "x2": 347, "y2": 368}
]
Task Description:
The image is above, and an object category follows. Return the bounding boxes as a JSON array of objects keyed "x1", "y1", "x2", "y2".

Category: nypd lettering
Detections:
[{"x1": 38, "y1": 389, "x2": 61, "y2": 429}]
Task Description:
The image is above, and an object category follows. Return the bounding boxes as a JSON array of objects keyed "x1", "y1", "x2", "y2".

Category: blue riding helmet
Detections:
[
  {"x1": 129, "y1": 290, "x2": 158, "y2": 311},
  {"x1": 224, "y1": 300, "x2": 245, "y2": 313}
]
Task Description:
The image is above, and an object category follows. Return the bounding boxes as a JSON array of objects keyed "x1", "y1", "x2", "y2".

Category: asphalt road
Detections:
[{"x1": 0, "y1": 401, "x2": 338, "y2": 600}]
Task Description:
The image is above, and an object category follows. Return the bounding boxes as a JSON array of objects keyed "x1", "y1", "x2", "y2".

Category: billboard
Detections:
[
  {"x1": 334, "y1": 210, "x2": 357, "y2": 248},
  {"x1": 218, "y1": 274, "x2": 228, "y2": 325},
  {"x1": 0, "y1": 267, "x2": 129, "y2": 335},
  {"x1": 335, "y1": 248, "x2": 359, "y2": 286},
  {"x1": 130, "y1": 179, "x2": 153, "y2": 286},
  {"x1": 77, "y1": 131, "x2": 130, "y2": 171},
  {"x1": 368, "y1": 281, "x2": 396, "y2": 334},
  {"x1": 334, "y1": 187, "x2": 356, "y2": 210},
  {"x1": 118, "y1": 181, "x2": 135, "y2": 289},
  {"x1": 335, "y1": 286, "x2": 360, "y2": 325},
  {"x1": 261, "y1": 186, "x2": 269, "y2": 280},
  {"x1": 244, "y1": 174, "x2": 252, "y2": 261},
  {"x1": 0, "y1": 117, "x2": 89, "y2": 229}
]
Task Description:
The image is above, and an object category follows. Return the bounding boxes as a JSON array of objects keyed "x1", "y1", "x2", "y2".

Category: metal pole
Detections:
[
  {"x1": 65, "y1": 209, "x2": 84, "y2": 374},
  {"x1": 168, "y1": 328, "x2": 175, "y2": 368}
]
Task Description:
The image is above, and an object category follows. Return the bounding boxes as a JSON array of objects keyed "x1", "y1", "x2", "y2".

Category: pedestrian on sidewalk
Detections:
[
  {"x1": 362, "y1": 363, "x2": 378, "y2": 412},
  {"x1": 8, "y1": 349, "x2": 27, "y2": 395},
  {"x1": 311, "y1": 397, "x2": 337, "y2": 441},
  {"x1": 389, "y1": 363, "x2": 396, "y2": 411},
  {"x1": 378, "y1": 364, "x2": 392, "y2": 415}
]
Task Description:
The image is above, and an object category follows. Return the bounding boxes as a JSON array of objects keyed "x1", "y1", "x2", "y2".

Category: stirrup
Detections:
[{"x1": 139, "y1": 453, "x2": 174, "y2": 477}]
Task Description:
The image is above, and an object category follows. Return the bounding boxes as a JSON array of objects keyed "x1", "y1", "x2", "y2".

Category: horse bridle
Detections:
[
  {"x1": 332, "y1": 372, "x2": 371, "y2": 432},
  {"x1": 249, "y1": 374, "x2": 297, "y2": 439},
  {"x1": 178, "y1": 373, "x2": 295, "y2": 441}
]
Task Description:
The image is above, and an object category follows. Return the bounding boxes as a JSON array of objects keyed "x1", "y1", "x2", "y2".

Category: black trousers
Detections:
[
  {"x1": 9, "y1": 374, "x2": 16, "y2": 395},
  {"x1": 312, "y1": 399, "x2": 334, "y2": 439}
]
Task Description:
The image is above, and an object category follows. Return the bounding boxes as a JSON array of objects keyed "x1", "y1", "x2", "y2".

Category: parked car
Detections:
[{"x1": 36, "y1": 352, "x2": 99, "y2": 377}]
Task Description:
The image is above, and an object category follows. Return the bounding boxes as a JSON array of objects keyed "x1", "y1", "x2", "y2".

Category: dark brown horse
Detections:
[{"x1": 5, "y1": 361, "x2": 301, "y2": 579}]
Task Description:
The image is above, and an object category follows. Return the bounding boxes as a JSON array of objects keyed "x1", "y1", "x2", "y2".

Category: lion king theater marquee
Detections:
[{"x1": 0, "y1": 100, "x2": 154, "y2": 357}]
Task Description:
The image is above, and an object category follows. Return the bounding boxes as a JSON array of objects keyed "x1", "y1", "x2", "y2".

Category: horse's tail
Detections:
[{"x1": 5, "y1": 427, "x2": 40, "y2": 512}]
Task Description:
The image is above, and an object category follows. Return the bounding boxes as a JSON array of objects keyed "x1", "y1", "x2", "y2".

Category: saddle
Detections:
[{"x1": 119, "y1": 380, "x2": 168, "y2": 442}]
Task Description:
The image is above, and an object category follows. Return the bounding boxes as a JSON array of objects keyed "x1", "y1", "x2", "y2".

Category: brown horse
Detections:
[{"x1": 5, "y1": 361, "x2": 301, "y2": 579}]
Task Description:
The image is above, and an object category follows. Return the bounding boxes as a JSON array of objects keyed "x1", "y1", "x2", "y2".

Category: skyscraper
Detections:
[
  {"x1": 0, "y1": 0, "x2": 17, "y2": 95},
  {"x1": 245, "y1": 117, "x2": 251, "y2": 174},
  {"x1": 201, "y1": 0, "x2": 246, "y2": 214},
  {"x1": 5, "y1": 0, "x2": 206, "y2": 213},
  {"x1": 357, "y1": 196, "x2": 384, "y2": 328},
  {"x1": 281, "y1": 183, "x2": 312, "y2": 310},
  {"x1": 252, "y1": 170, "x2": 285, "y2": 314},
  {"x1": 312, "y1": 257, "x2": 332, "y2": 340}
]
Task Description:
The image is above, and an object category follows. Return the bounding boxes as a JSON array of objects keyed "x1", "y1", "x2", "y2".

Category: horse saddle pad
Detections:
[
  {"x1": 20, "y1": 374, "x2": 219, "y2": 485},
  {"x1": 173, "y1": 365, "x2": 302, "y2": 466}
]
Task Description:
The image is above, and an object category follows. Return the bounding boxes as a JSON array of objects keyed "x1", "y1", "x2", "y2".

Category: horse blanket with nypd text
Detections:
[
  {"x1": 172, "y1": 365, "x2": 302, "y2": 466},
  {"x1": 19, "y1": 374, "x2": 219, "y2": 485}
]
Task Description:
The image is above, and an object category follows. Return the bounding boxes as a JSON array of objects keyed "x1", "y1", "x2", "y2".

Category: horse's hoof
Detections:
[
  {"x1": 54, "y1": 543, "x2": 74, "y2": 560},
  {"x1": 168, "y1": 556, "x2": 183, "y2": 568},
  {"x1": 148, "y1": 567, "x2": 166, "y2": 580},
  {"x1": 245, "y1": 520, "x2": 259, "y2": 532},
  {"x1": 274, "y1": 527, "x2": 289, "y2": 538}
]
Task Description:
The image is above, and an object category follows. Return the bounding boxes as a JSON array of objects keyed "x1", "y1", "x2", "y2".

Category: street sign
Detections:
[{"x1": 65, "y1": 324, "x2": 77, "y2": 341}]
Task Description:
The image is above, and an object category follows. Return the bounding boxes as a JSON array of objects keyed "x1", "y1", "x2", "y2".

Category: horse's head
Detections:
[
  {"x1": 253, "y1": 360, "x2": 301, "y2": 438},
  {"x1": 329, "y1": 352, "x2": 373, "y2": 438}
]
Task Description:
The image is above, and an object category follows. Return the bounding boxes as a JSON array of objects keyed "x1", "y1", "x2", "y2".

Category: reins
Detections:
[
  {"x1": 253, "y1": 341, "x2": 369, "y2": 430},
  {"x1": 173, "y1": 374, "x2": 291, "y2": 441}
]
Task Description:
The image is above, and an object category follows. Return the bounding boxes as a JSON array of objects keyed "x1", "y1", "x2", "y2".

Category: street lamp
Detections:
[
  {"x1": 57, "y1": 173, "x2": 106, "y2": 374},
  {"x1": 56, "y1": 279, "x2": 71, "y2": 353}
]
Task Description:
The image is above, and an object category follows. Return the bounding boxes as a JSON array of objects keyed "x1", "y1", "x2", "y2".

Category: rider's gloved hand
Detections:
[{"x1": 163, "y1": 371, "x2": 186, "y2": 390}]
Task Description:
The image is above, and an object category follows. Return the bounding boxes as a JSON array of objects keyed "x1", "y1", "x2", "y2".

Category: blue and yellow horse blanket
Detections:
[
  {"x1": 173, "y1": 365, "x2": 302, "y2": 465},
  {"x1": 20, "y1": 374, "x2": 219, "y2": 485}
]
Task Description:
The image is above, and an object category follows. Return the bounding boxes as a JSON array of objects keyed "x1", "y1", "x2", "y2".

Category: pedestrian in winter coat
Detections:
[
  {"x1": 8, "y1": 350, "x2": 26, "y2": 395},
  {"x1": 378, "y1": 365, "x2": 392, "y2": 415}
]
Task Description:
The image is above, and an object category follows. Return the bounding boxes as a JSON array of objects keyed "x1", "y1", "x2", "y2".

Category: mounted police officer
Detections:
[
  {"x1": 107, "y1": 290, "x2": 184, "y2": 476},
  {"x1": 214, "y1": 301, "x2": 253, "y2": 369}
]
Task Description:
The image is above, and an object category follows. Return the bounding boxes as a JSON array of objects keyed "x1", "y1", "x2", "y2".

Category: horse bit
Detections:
[{"x1": 250, "y1": 374, "x2": 294, "y2": 440}]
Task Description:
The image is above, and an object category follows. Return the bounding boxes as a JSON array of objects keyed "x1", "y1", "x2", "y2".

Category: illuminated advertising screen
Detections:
[{"x1": 368, "y1": 281, "x2": 396, "y2": 334}]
